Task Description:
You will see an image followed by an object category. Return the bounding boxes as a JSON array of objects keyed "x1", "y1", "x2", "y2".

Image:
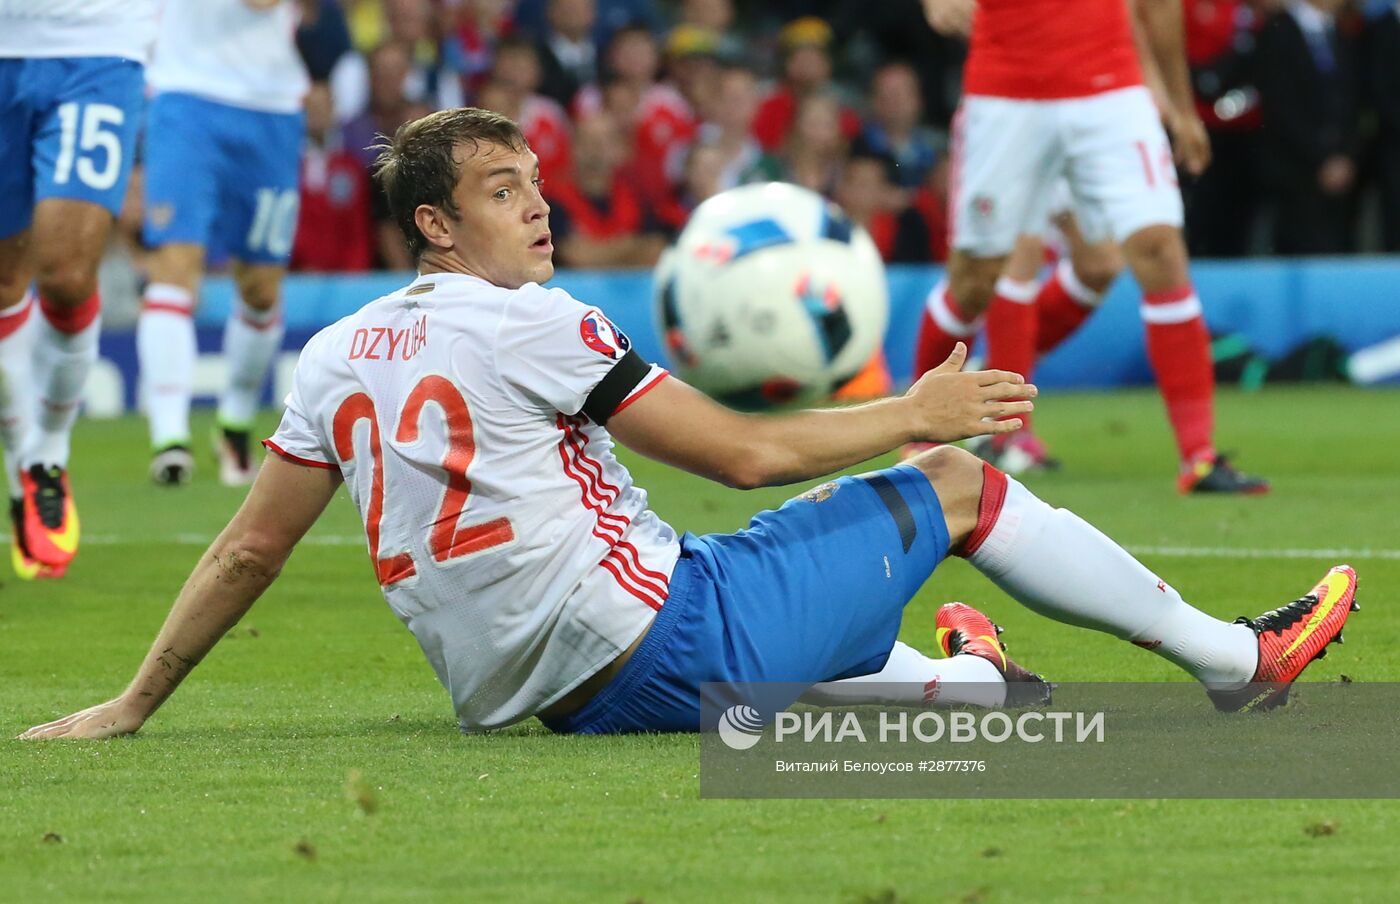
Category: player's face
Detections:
[{"x1": 452, "y1": 142, "x2": 553, "y2": 289}]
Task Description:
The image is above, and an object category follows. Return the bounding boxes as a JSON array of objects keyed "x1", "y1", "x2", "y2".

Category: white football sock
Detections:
[
  {"x1": 22, "y1": 295, "x2": 101, "y2": 469},
  {"x1": 965, "y1": 475, "x2": 1257, "y2": 689},
  {"x1": 138, "y1": 283, "x2": 197, "y2": 449},
  {"x1": 0, "y1": 293, "x2": 36, "y2": 497},
  {"x1": 218, "y1": 300, "x2": 283, "y2": 430},
  {"x1": 803, "y1": 641, "x2": 1007, "y2": 708}
]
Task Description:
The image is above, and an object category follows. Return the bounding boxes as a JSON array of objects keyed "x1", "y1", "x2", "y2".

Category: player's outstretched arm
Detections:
[
  {"x1": 18, "y1": 457, "x2": 343, "y2": 741},
  {"x1": 609, "y1": 343, "x2": 1034, "y2": 489}
]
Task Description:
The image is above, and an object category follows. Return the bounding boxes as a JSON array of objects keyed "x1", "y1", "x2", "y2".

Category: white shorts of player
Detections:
[{"x1": 949, "y1": 86, "x2": 1185, "y2": 257}]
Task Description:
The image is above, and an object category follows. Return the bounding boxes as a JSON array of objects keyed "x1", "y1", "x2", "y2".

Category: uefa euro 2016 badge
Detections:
[
  {"x1": 799, "y1": 481, "x2": 839, "y2": 504},
  {"x1": 579, "y1": 309, "x2": 631, "y2": 360}
]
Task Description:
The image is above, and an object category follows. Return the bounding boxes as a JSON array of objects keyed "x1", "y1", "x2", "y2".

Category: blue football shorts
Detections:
[
  {"x1": 142, "y1": 91, "x2": 304, "y2": 264},
  {"x1": 542, "y1": 463, "x2": 952, "y2": 734},
  {"x1": 0, "y1": 56, "x2": 144, "y2": 240}
]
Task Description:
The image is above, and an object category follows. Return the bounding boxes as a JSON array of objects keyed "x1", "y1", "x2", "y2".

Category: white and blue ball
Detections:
[{"x1": 653, "y1": 183, "x2": 889, "y2": 407}]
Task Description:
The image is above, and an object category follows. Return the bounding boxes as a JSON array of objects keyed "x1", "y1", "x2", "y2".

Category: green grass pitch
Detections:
[{"x1": 4, "y1": 385, "x2": 1398, "y2": 903}]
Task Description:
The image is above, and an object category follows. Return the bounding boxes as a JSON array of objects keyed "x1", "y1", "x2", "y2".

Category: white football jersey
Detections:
[
  {"x1": 267, "y1": 273, "x2": 680, "y2": 731},
  {"x1": 147, "y1": 0, "x2": 309, "y2": 114},
  {"x1": 0, "y1": 0, "x2": 158, "y2": 63}
]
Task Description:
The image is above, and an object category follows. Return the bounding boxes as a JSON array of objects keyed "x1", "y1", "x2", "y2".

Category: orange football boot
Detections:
[
  {"x1": 10, "y1": 497, "x2": 66, "y2": 580},
  {"x1": 18, "y1": 463, "x2": 79, "y2": 568},
  {"x1": 1207, "y1": 565, "x2": 1358, "y2": 712},
  {"x1": 936, "y1": 602, "x2": 1052, "y2": 705}
]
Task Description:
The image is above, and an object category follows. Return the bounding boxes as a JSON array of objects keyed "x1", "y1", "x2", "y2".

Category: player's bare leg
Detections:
[
  {"x1": 215, "y1": 261, "x2": 287, "y2": 486},
  {"x1": 904, "y1": 250, "x2": 1007, "y2": 459},
  {"x1": 1122, "y1": 223, "x2": 1267, "y2": 494},
  {"x1": 14, "y1": 199, "x2": 112, "y2": 571},
  {"x1": 138, "y1": 242, "x2": 204, "y2": 485}
]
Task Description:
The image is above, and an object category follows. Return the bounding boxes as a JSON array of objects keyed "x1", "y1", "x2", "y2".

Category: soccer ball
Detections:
[{"x1": 653, "y1": 182, "x2": 889, "y2": 407}]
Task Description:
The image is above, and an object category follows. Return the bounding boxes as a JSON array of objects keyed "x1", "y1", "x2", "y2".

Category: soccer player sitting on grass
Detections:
[{"x1": 21, "y1": 109, "x2": 1358, "y2": 741}]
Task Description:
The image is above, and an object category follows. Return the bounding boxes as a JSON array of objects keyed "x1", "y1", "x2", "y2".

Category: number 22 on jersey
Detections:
[{"x1": 333, "y1": 375, "x2": 514, "y2": 587}]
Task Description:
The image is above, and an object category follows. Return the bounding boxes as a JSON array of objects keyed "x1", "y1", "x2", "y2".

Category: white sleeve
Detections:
[
  {"x1": 263, "y1": 353, "x2": 337, "y2": 471},
  {"x1": 494, "y1": 285, "x2": 666, "y2": 419}
]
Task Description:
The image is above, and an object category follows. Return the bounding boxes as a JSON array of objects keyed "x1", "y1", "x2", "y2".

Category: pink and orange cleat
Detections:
[
  {"x1": 1207, "y1": 565, "x2": 1359, "y2": 712},
  {"x1": 9, "y1": 497, "x2": 66, "y2": 580},
  {"x1": 936, "y1": 602, "x2": 1053, "y2": 705},
  {"x1": 16, "y1": 463, "x2": 79, "y2": 575}
]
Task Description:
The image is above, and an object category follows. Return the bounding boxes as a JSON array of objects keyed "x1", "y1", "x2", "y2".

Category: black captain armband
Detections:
[{"x1": 582, "y1": 349, "x2": 653, "y2": 425}]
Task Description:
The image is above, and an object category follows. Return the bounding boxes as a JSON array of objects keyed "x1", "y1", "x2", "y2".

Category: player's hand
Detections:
[
  {"x1": 18, "y1": 697, "x2": 146, "y2": 741},
  {"x1": 904, "y1": 343, "x2": 1036, "y2": 442},
  {"x1": 1166, "y1": 110, "x2": 1211, "y2": 177},
  {"x1": 922, "y1": 0, "x2": 976, "y2": 37}
]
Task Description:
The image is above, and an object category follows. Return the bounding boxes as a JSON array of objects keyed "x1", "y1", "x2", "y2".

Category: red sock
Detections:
[
  {"x1": 1142, "y1": 285, "x2": 1215, "y2": 465},
  {"x1": 913, "y1": 280, "x2": 981, "y2": 379},
  {"x1": 1036, "y1": 260, "x2": 1099, "y2": 355},
  {"x1": 985, "y1": 276, "x2": 1039, "y2": 429}
]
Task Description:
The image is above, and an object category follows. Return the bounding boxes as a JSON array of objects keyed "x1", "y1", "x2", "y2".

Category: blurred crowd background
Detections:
[{"x1": 104, "y1": 0, "x2": 1400, "y2": 298}]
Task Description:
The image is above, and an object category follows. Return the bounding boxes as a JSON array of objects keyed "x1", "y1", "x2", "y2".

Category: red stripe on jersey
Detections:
[
  {"x1": 554, "y1": 415, "x2": 668, "y2": 607},
  {"x1": 561, "y1": 420, "x2": 668, "y2": 591},
  {"x1": 560, "y1": 417, "x2": 612, "y2": 501},
  {"x1": 610, "y1": 370, "x2": 669, "y2": 418},
  {"x1": 615, "y1": 540, "x2": 670, "y2": 588},
  {"x1": 558, "y1": 441, "x2": 625, "y2": 542},
  {"x1": 562, "y1": 415, "x2": 622, "y2": 499},
  {"x1": 557, "y1": 423, "x2": 628, "y2": 539},
  {"x1": 608, "y1": 544, "x2": 668, "y2": 596},
  {"x1": 599, "y1": 556, "x2": 664, "y2": 610},
  {"x1": 262, "y1": 438, "x2": 338, "y2": 470},
  {"x1": 605, "y1": 547, "x2": 668, "y2": 600},
  {"x1": 560, "y1": 417, "x2": 631, "y2": 539}
]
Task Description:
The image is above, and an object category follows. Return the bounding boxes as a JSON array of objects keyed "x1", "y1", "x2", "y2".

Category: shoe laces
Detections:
[
  {"x1": 1236, "y1": 593, "x2": 1317, "y2": 636},
  {"x1": 28, "y1": 464, "x2": 66, "y2": 530}
]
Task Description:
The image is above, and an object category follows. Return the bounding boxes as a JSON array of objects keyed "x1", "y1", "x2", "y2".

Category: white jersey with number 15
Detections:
[{"x1": 266, "y1": 273, "x2": 678, "y2": 731}]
